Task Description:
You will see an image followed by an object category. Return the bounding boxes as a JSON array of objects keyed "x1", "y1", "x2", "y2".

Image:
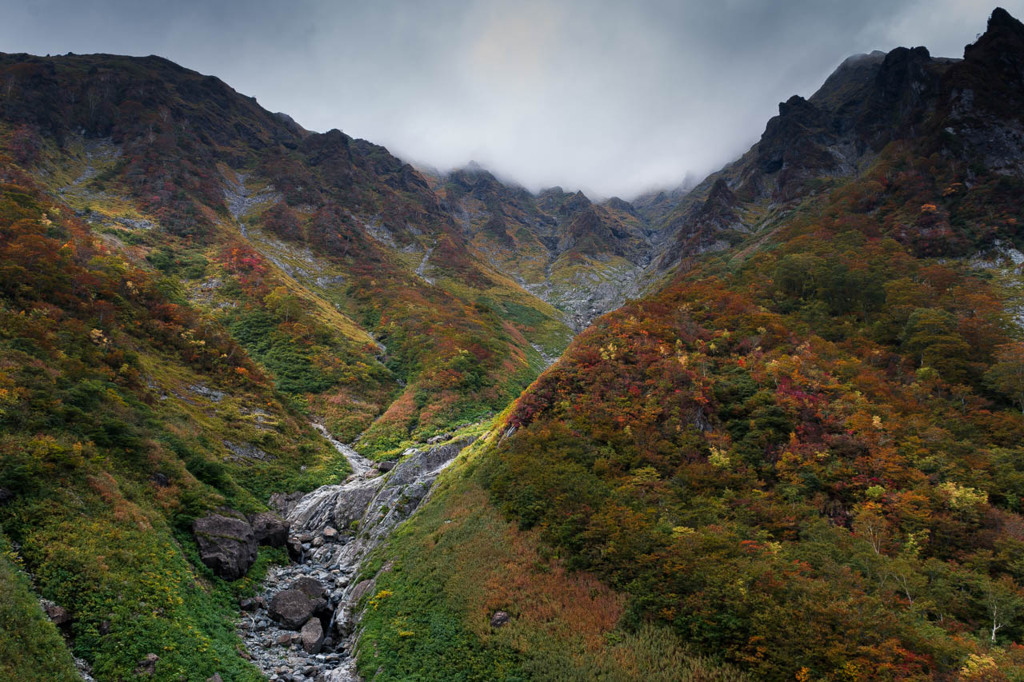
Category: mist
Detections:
[{"x1": 1, "y1": 0, "x2": 1019, "y2": 197}]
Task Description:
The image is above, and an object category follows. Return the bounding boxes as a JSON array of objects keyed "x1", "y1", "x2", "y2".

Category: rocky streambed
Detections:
[{"x1": 237, "y1": 428, "x2": 471, "y2": 682}]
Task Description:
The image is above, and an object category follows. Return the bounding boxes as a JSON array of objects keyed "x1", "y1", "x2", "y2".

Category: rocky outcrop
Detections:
[
  {"x1": 239, "y1": 433, "x2": 475, "y2": 680},
  {"x1": 134, "y1": 653, "x2": 159, "y2": 677},
  {"x1": 269, "y1": 491, "x2": 306, "y2": 517},
  {"x1": 40, "y1": 599, "x2": 71, "y2": 628},
  {"x1": 248, "y1": 511, "x2": 289, "y2": 547},
  {"x1": 192, "y1": 512, "x2": 258, "y2": 581}
]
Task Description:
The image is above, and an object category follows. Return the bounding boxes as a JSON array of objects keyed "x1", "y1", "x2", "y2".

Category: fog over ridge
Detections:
[{"x1": 1, "y1": 0, "x2": 1020, "y2": 198}]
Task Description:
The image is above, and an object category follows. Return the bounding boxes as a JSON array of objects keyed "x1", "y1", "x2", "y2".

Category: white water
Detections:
[{"x1": 241, "y1": 426, "x2": 472, "y2": 681}]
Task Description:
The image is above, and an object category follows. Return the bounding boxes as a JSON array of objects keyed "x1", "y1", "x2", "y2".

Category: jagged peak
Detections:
[
  {"x1": 964, "y1": 7, "x2": 1024, "y2": 59},
  {"x1": 778, "y1": 94, "x2": 818, "y2": 117},
  {"x1": 989, "y1": 6, "x2": 1024, "y2": 32}
]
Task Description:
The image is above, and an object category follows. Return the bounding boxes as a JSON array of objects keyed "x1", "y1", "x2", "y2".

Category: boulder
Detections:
[
  {"x1": 301, "y1": 617, "x2": 325, "y2": 654},
  {"x1": 192, "y1": 512, "x2": 258, "y2": 581},
  {"x1": 291, "y1": 577, "x2": 328, "y2": 600},
  {"x1": 248, "y1": 511, "x2": 289, "y2": 547},
  {"x1": 239, "y1": 596, "x2": 265, "y2": 612},
  {"x1": 40, "y1": 599, "x2": 71, "y2": 626},
  {"x1": 490, "y1": 610, "x2": 511, "y2": 628},
  {"x1": 348, "y1": 579, "x2": 375, "y2": 605},
  {"x1": 134, "y1": 653, "x2": 159, "y2": 676},
  {"x1": 268, "y1": 588, "x2": 326, "y2": 630},
  {"x1": 322, "y1": 526, "x2": 338, "y2": 542}
]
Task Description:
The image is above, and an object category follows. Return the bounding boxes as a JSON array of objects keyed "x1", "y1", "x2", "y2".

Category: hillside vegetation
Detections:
[
  {"x1": 0, "y1": 157, "x2": 344, "y2": 679},
  {"x1": 360, "y1": 9, "x2": 1024, "y2": 681}
]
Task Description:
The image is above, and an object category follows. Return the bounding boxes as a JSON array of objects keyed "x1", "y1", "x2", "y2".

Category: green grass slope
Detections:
[{"x1": 0, "y1": 157, "x2": 344, "y2": 679}]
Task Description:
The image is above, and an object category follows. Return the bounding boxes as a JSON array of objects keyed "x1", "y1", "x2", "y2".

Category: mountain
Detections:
[
  {"x1": 430, "y1": 164, "x2": 665, "y2": 330},
  {"x1": 5, "y1": 6, "x2": 1024, "y2": 681},
  {"x1": 356, "y1": 8, "x2": 1024, "y2": 680},
  {"x1": 0, "y1": 51, "x2": 579, "y2": 457},
  {"x1": 0, "y1": 50, "x2": 590, "y2": 680}
]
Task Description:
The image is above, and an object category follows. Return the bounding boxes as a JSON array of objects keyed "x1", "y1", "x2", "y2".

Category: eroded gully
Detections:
[{"x1": 238, "y1": 425, "x2": 471, "y2": 682}]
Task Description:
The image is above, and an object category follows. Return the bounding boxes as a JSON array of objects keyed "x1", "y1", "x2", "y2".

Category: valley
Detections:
[{"x1": 3, "y1": 6, "x2": 1024, "y2": 681}]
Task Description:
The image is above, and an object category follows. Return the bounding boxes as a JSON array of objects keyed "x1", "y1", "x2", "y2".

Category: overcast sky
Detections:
[{"x1": 1, "y1": 0, "x2": 1020, "y2": 197}]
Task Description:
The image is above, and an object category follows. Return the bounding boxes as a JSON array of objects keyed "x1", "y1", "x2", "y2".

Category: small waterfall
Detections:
[{"x1": 240, "y1": 427, "x2": 472, "y2": 681}]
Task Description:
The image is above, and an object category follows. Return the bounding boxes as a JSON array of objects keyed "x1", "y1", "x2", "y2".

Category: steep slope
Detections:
[
  {"x1": 0, "y1": 52, "x2": 574, "y2": 457},
  {"x1": 652, "y1": 36, "x2": 964, "y2": 270},
  {"x1": 432, "y1": 165, "x2": 664, "y2": 330},
  {"x1": 0, "y1": 156, "x2": 350, "y2": 679},
  {"x1": 359, "y1": 8, "x2": 1024, "y2": 680}
]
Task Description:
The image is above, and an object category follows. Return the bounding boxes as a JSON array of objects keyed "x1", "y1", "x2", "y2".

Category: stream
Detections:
[{"x1": 238, "y1": 426, "x2": 471, "y2": 682}]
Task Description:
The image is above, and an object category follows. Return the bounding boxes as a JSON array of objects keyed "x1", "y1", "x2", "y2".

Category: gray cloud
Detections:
[{"x1": 1, "y1": 0, "x2": 1020, "y2": 197}]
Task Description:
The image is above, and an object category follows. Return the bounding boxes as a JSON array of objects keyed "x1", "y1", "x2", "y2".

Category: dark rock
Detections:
[
  {"x1": 276, "y1": 632, "x2": 300, "y2": 646},
  {"x1": 269, "y1": 491, "x2": 305, "y2": 516},
  {"x1": 192, "y1": 512, "x2": 258, "y2": 581},
  {"x1": 41, "y1": 599, "x2": 71, "y2": 626},
  {"x1": 301, "y1": 618, "x2": 325, "y2": 654},
  {"x1": 249, "y1": 511, "x2": 289, "y2": 547},
  {"x1": 322, "y1": 526, "x2": 338, "y2": 542},
  {"x1": 287, "y1": 537, "x2": 304, "y2": 562},
  {"x1": 134, "y1": 653, "x2": 159, "y2": 676},
  {"x1": 150, "y1": 472, "x2": 170, "y2": 487},
  {"x1": 240, "y1": 596, "x2": 265, "y2": 611},
  {"x1": 269, "y1": 588, "x2": 326, "y2": 630},
  {"x1": 291, "y1": 577, "x2": 328, "y2": 600},
  {"x1": 99, "y1": 620, "x2": 110, "y2": 635},
  {"x1": 490, "y1": 610, "x2": 511, "y2": 628},
  {"x1": 375, "y1": 461, "x2": 395, "y2": 472}
]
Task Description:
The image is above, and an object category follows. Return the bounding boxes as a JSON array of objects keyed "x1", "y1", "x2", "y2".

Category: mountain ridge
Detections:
[{"x1": 4, "y1": 6, "x2": 1024, "y2": 681}]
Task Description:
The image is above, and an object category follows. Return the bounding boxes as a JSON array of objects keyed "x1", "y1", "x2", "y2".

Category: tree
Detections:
[
  {"x1": 263, "y1": 286, "x2": 303, "y2": 323},
  {"x1": 985, "y1": 342, "x2": 1024, "y2": 413}
]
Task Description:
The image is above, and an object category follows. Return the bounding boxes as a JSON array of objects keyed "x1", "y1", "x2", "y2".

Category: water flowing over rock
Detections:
[{"x1": 239, "y1": 427, "x2": 472, "y2": 680}]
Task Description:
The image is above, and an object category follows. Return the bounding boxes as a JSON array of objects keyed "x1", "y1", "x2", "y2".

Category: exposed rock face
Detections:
[
  {"x1": 192, "y1": 512, "x2": 258, "y2": 581},
  {"x1": 40, "y1": 599, "x2": 71, "y2": 627},
  {"x1": 239, "y1": 434, "x2": 475, "y2": 680},
  {"x1": 248, "y1": 511, "x2": 289, "y2": 547},
  {"x1": 134, "y1": 653, "x2": 159, "y2": 677},
  {"x1": 268, "y1": 587, "x2": 326, "y2": 630},
  {"x1": 269, "y1": 491, "x2": 305, "y2": 517}
]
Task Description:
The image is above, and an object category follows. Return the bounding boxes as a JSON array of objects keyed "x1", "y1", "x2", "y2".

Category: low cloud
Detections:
[{"x1": 2, "y1": 0, "x2": 1020, "y2": 197}]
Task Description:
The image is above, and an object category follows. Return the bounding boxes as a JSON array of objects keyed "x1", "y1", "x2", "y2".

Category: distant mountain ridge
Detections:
[{"x1": 5, "y1": 7, "x2": 1024, "y2": 681}]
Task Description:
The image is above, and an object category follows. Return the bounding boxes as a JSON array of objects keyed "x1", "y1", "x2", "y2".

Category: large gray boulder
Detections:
[
  {"x1": 248, "y1": 511, "x2": 289, "y2": 547},
  {"x1": 300, "y1": 617, "x2": 325, "y2": 654},
  {"x1": 192, "y1": 513, "x2": 258, "y2": 581},
  {"x1": 268, "y1": 588, "x2": 327, "y2": 630}
]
